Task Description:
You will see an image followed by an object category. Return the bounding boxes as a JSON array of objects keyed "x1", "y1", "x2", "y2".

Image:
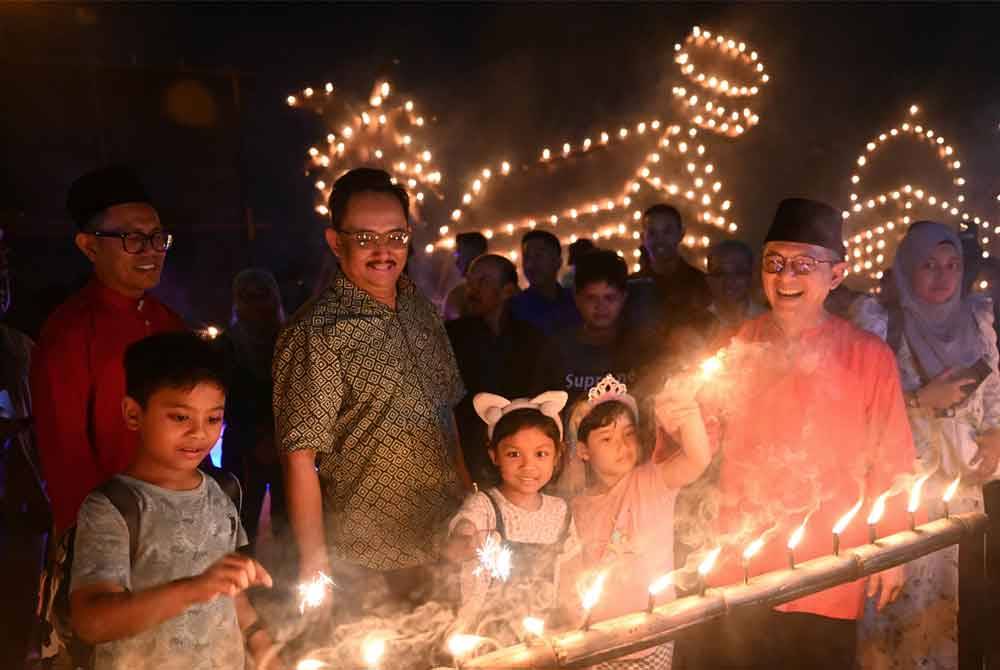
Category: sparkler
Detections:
[
  {"x1": 581, "y1": 571, "x2": 608, "y2": 630},
  {"x1": 907, "y1": 473, "x2": 932, "y2": 531},
  {"x1": 741, "y1": 537, "x2": 765, "y2": 584},
  {"x1": 786, "y1": 518, "x2": 808, "y2": 569},
  {"x1": 697, "y1": 547, "x2": 722, "y2": 596},
  {"x1": 202, "y1": 325, "x2": 220, "y2": 340},
  {"x1": 647, "y1": 572, "x2": 674, "y2": 612},
  {"x1": 943, "y1": 475, "x2": 961, "y2": 518},
  {"x1": 832, "y1": 497, "x2": 864, "y2": 555},
  {"x1": 297, "y1": 571, "x2": 335, "y2": 614},
  {"x1": 699, "y1": 352, "x2": 724, "y2": 379},
  {"x1": 867, "y1": 491, "x2": 890, "y2": 544},
  {"x1": 473, "y1": 533, "x2": 513, "y2": 583}
]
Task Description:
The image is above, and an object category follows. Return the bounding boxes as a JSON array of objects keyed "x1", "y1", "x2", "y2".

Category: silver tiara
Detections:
[{"x1": 588, "y1": 374, "x2": 628, "y2": 403}]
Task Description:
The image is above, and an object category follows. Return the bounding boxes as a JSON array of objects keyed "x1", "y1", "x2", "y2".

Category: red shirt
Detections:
[
  {"x1": 700, "y1": 313, "x2": 915, "y2": 620},
  {"x1": 30, "y1": 279, "x2": 186, "y2": 531}
]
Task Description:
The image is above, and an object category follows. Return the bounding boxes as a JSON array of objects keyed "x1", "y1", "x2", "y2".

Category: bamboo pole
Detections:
[{"x1": 464, "y1": 512, "x2": 987, "y2": 669}]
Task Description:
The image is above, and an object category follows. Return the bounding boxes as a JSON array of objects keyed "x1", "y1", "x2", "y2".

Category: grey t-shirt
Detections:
[{"x1": 71, "y1": 472, "x2": 248, "y2": 670}]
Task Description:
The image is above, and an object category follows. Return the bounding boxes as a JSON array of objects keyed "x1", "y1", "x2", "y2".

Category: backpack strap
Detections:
[
  {"x1": 201, "y1": 464, "x2": 243, "y2": 514},
  {"x1": 886, "y1": 301, "x2": 904, "y2": 354},
  {"x1": 97, "y1": 478, "x2": 141, "y2": 565}
]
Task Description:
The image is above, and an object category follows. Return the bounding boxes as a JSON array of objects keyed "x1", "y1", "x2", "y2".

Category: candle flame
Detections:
[
  {"x1": 742, "y1": 537, "x2": 765, "y2": 561},
  {"x1": 699, "y1": 353, "x2": 724, "y2": 379},
  {"x1": 907, "y1": 473, "x2": 932, "y2": 513},
  {"x1": 297, "y1": 661, "x2": 327, "y2": 670},
  {"x1": 361, "y1": 636, "x2": 386, "y2": 668},
  {"x1": 697, "y1": 547, "x2": 722, "y2": 576},
  {"x1": 297, "y1": 571, "x2": 335, "y2": 614},
  {"x1": 473, "y1": 534, "x2": 513, "y2": 582},
  {"x1": 447, "y1": 634, "x2": 485, "y2": 659},
  {"x1": 833, "y1": 497, "x2": 864, "y2": 535},
  {"x1": 943, "y1": 475, "x2": 961, "y2": 503},
  {"x1": 787, "y1": 518, "x2": 808, "y2": 551},
  {"x1": 867, "y1": 491, "x2": 890, "y2": 525},
  {"x1": 648, "y1": 572, "x2": 674, "y2": 596},
  {"x1": 582, "y1": 571, "x2": 608, "y2": 612},
  {"x1": 522, "y1": 616, "x2": 545, "y2": 637}
]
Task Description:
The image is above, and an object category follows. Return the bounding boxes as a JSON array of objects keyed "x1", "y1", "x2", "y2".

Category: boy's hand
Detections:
[
  {"x1": 188, "y1": 553, "x2": 273, "y2": 603},
  {"x1": 442, "y1": 520, "x2": 479, "y2": 563}
]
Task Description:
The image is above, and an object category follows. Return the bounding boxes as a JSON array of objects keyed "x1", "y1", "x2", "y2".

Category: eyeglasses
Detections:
[
  {"x1": 762, "y1": 253, "x2": 836, "y2": 276},
  {"x1": 90, "y1": 230, "x2": 173, "y2": 254},
  {"x1": 337, "y1": 229, "x2": 410, "y2": 249}
]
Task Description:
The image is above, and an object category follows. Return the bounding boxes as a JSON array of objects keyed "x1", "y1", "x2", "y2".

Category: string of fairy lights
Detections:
[
  {"x1": 841, "y1": 104, "x2": 994, "y2": 287},
  {"x1": 431, "y1": 24, "x2": 769, "y2": 271},
  {"x1": 286, "y1": 80, "x2": 444, "y2": 216}
]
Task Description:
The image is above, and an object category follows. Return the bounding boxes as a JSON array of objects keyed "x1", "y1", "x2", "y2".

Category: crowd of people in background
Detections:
[{"x1": 0, "y1": 163, "x2": 997, "y2": 670}]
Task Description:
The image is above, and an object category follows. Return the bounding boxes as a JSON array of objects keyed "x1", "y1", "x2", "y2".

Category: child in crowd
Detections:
[
  {"x1": 446, "y1": 391, "x2": 580, "y2": 619},
  {"x1": 560, "y1": 374, "x2": 710, "y2": 670},
  {"x1": 69, "y1": 332, "x2": 281, "y2": 670}
]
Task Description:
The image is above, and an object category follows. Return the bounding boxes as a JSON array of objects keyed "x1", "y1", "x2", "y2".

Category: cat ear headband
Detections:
[{"x1": 473, "y1": 391, "x2": 568, "y2": 439}]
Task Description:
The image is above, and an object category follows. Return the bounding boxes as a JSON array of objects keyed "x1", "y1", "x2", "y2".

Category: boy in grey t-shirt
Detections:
[{"x1": 69, "y1": 332, "x2": 281, "y2": 670}]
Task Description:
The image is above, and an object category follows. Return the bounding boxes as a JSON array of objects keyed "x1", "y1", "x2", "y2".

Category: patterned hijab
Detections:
[{"x1": 893, "y1": 221, "x2": 985, "y2": 379}]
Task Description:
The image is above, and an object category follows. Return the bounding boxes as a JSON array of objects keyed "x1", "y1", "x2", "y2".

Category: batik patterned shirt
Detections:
[{"x1": 274, "y1": 271, "x2": 465, "y2": 570}]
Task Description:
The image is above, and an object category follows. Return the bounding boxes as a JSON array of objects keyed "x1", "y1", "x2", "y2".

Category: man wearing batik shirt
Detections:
[
  {"x1": 31, "y1": 166, "x2": 185, "y2": 533},
  {"x1": 275, "y1": 168, "x2": 470, "y2": 602},
  {"x1": 659, "y1": 198, "x2": 915, "y2": 670}
]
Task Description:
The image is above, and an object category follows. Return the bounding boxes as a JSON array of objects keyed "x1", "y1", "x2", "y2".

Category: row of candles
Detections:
[{"x1": 294, "y1": 469, "x2": 962, "y2": 670}]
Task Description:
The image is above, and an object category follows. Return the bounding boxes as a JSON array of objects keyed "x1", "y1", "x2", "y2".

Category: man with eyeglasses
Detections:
[
  {"x1": 30, "y1": 165, "x2": 185, "y2": 534},
  {"x1": 662, "y1": 198, "x2": 915, "y2": 670},
  {"x1": 274, "y1": 168, "x2": 470, "y2": 610}
]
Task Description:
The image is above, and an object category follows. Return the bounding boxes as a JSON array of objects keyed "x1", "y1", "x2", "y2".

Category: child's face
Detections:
[
  {"x1": 579, "y1": 414, "x2": 639, "y2": 484},
  {"x1": 123, "y1": 382, "x2": 225, "y2": 475},
  {"x1": 489, "y1": 426, "x2": 557, "y2": 500}
]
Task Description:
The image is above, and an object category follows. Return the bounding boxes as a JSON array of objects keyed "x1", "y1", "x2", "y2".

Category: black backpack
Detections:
[{"x1": 38, "y1": 466, "x2": 242, "y2": 669}]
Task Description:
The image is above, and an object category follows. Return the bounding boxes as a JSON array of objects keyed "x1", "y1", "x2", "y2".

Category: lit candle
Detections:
[
  {"x1": 867, "y1": 491, "x2": 890, "y2": 544},
  {"x1": 522, "y1": 617, "x2": 545, "y2": 645},
  {"x1": 907, "y1": 473, "x2": 931, "y2": 531},
  {"x1": 361, "y1": 636, "x2": 386, "y2": 670},
  {"x1": 697, "y1": 547, "x2": 722, "y2": 596},
  {"x1": 447, "y1": 634, "x2": 484, "y2": 670},
  {"x1": 942, "y1": 475, "x2": 961, "y2": 518},
  {"x1": 741, "y1": 537, "x2": 765, "y2": 584},
  {"x1": 786, "y1": 518, "x2": 808, "y2": 569},
  {"x1": 832, "y1": 497, "x2": 864, "y2": 555},
  {"x1": 647, "y1": 572, "x2": 673, "y2": 612},
  {"x1": 581, "y1": 571, "x2": 608, "y2": 630},
  {"x1": 296, "y1": 661, "x2": 327, "y2": 670}
]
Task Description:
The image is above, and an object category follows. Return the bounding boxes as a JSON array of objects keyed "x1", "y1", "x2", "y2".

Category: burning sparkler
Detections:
[
  {"x1": 202, "y1": 325, "x2": 220, "y2": 340},
  {"x1": 943, "y1": 475, "x2": 961, "y2": 518},
  {"x1": 867, "y1": 491, "x2": 890, "y2": 543},
  {"x1": 697, "y1": 547, "x2": 722, "y2": 596},
  {"x1": 647, "y1": 572, "x2": 674, "y2": 612},
  {"x1": 741, "y1": 536, "x2": 766, "y2": 584},
  {"x1": 581, "y1": 571, "x2": 608, "y2": 630},
  {"x1": 297, "y1": 571, "x2": 335, "y2": 614},
  {"x1": 699, "y1": 352, "x2": 724, "y2": 379},
  {"x1": 832, "y1": 496, "x2": 864, "y2": 555},
  {"x1": 473, "y1": 533, "x2": 513, "y2": 583},
  {"x1": 907, "y1": 473, "x2": 932, "y2": 531},
  {"x1": 786, "y1": 517, "x2": 808, "y2": 569},
  {"x1": 522, "y1": 617, "x2": 545, "y2": 645}
]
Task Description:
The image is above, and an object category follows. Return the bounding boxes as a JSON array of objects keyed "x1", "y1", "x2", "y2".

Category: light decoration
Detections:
[
  {"x1": 434, "y1": 25, "x2": 769, "y2": 269},
  {"x1": 842, "y1": 104, "x2": 994, "y2": 289},
  {"x1": 286, "y1": 79, "x2": 444, "y2": 217}
]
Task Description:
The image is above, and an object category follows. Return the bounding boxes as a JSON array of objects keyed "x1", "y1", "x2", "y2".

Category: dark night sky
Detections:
[{"x1": 2, "y1": 3, "x2": 999, "y2": 329}]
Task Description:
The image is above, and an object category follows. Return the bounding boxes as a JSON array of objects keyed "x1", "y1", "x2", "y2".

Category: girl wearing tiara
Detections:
[
  {"x1": 445, "y1": 391, "x2": 581, "y2": 621},
  {"x1": 560, "y1": 374, "x2": 710, "y2": 670}
]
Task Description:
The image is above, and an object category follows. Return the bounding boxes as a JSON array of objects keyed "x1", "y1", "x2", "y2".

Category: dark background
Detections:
[{"x1": 2, "y1": 3, "x2": 998, "y2": 336}]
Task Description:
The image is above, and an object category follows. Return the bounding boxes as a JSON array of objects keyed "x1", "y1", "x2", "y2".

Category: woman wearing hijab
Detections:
[{"x1": 857, "y1": 221, "x2": 1000, "y2": 669}]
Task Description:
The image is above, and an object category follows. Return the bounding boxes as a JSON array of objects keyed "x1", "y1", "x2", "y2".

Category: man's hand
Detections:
[
  {"x1": 867, "y1": 565, "x2": 904, "y2": 610},
  {"x1": 918, "y1": 368, "x2": 975, "y2": 411},
  {"x1": 970, "y1": 430, "x2": 1000, "y2": 482},
  {"x1": 187, "y1": 553, "x2": 273, "y2": 603}
]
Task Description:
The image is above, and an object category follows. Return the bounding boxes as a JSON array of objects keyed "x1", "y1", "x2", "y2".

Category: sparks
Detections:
[
  {"x1": 297, "y1": 571, "x2": 335, "y2": 614},
  {"x1": 473, "y1": 533, "x2": 513, "y2": 582},
  {"x1": 699, "y1": 352, "x2": 724, "y2": 379},
  {"x1": 787, "y1": 518, "x2": 808, "y2": 550}
]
